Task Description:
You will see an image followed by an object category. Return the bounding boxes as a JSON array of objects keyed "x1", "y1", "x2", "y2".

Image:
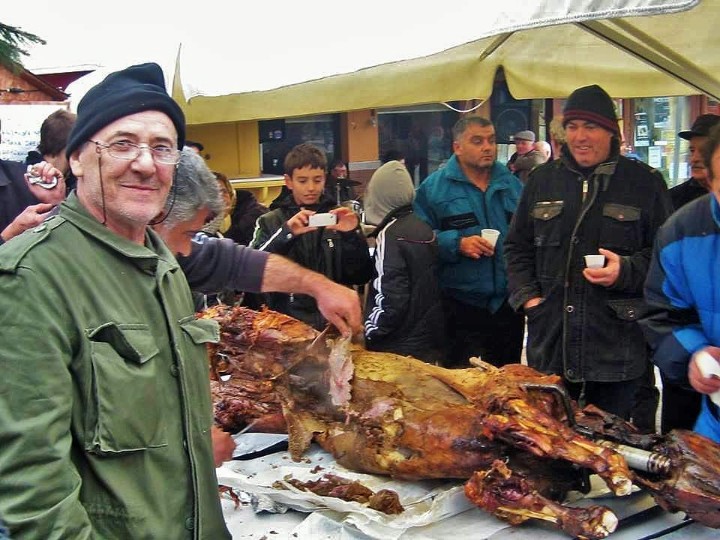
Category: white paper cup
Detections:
[
  {"x1": 481, "y1": 229, "x2": 500, "y2": 248},
  {"x1": 584, "y1": 254, "x2": 606, "y2": 268}
]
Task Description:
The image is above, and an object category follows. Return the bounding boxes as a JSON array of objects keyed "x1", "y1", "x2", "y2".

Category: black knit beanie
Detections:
[
  {"x1": 65, "y1": 63, "x2": 185, "y2": 158},
  {"x1": 563, "y1": 84, "x2": 619, "y2": 135}
]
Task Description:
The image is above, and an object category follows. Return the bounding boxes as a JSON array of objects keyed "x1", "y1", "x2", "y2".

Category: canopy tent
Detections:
[{"x1": 171, "y1": 0, "x2": 718, "y2": 125}]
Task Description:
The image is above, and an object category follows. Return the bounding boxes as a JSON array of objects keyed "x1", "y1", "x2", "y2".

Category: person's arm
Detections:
[
  {"x1": 1, "y1": 203, "x2": 55, "y2": 242},
  {"x1": 504, "y1": 183, "x2": 542, "y2": 311},
  {"x1": 179, "y1": 234, "x2": 269, "y2": 294},
  {"x1": 640, "y1": 232, "x2": 708, "y2": 386},
  {"x1": 0, "y1": 270, "x2": 93, "y2": 538},
  {"x1": 260, "y1": 254, "x2": 362, "y2": 336},
  {"x1": 413, "y1": 185, "x2": 462, "y2": 263}
]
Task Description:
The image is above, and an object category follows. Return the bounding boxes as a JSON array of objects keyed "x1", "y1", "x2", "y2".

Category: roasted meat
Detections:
[{"x1": 201, "y1": 306, "x2": 720, "y2": 539}]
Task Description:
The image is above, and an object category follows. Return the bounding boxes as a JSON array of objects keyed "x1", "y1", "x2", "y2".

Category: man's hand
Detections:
[
  {"x1": 327, "y1": 207, "x2": 359, "y2": 232},
  {"x1": 582, "y1": 248, "x2": 621, "y2": 287},
  {"x1": 314, "y1": 279, "x2": 362, "y2": 337},
  {"x1": 459, "y1": 235, "x2": 494, "y2": 259},
  {"x1": 285, "y1": 209, "x2": 316, "y2": 236},
  {"x1": 1, "y1": 203, "x2": 55, "y2": 242},
  {"x1": 25, "y1": 162, "x2": 66, "y2": 205},
  {"x1": 689, "y1": 346, "x2": 720, "y2": 396},
  {"x1": 523, "y1": 297, "x2": 543, "y2": 310},
  {"x1": 211, "y1": 426, "x2": 236, "y2": 467}
]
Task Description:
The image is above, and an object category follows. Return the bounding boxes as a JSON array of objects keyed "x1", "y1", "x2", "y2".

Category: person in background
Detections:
[
  {"x1": 363, "y1": 160, "x2": 445, "y2": 363},
  {"x1": 650, "y1": 113, "x2": 720, "y2": 433},
  {"x1": 0, "y1": 115, "x2": 67, "y2": 244},
  {"x1": 25, "y1": 109, "x2": 77, "y2": 182},
  {"x1": 185, "y1": 139, "x2": 204, "y2": 155},
  {"x1": 506, "y1": 130, "x2": 545, "y2": 183},
  {"x1": 225, "y1": 189, "x2": 268, "y2": 246},
  {"x1": 251, "y1": 143, "x2": 373, "y2": 330},
  {"x1": 381, "y1": 148, "x2": 406, "y2": 164},
  {"x1": 414, "y1": 116, "x2": 524, "y2": 368},
  {"x1": 669, "y1": 114, "x2": 720, "y2": 210},
  {"x1": 324, "y1": 158, "x2": 360, "y2": 204},
  {"x1": 549, "y1": 116, "x2": 567, "y2": 160},
  {"x1": 505, "y1": 84, "x2": 672, "y2": 421},
  {"x1": 0, "y1": 62, "x2": 230, "y2": 538},
  {"x1": 640, "y1": 122, "x2": 720, "y2": 443},
  {"x1": 534, "y1": 140, "x2": 552, "y2": 163}
]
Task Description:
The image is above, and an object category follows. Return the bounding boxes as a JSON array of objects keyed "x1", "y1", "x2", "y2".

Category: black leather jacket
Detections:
[
  {"x1": 505, "y1": 145, "x2": 672, "y2": 382},
  {"x1": 250, "y1": 194, "x2": 373, "y2": 329}
]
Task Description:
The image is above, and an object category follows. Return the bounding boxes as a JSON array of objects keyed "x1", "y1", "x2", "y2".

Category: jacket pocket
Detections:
[
  {"x1": 606, "y1": 298, "x2": 644, "y2": 321},
  {"x1": 600, "y1": 203, "x2": 642, "y2": 252},
  {"x1": 531, "y1": 200, "x2": 564, "y2": 247},
  {"x1": 179, "y1": 316, "x2": 219, "y2": 344},
  {"x1": 86, "y1": 323, "x2": 167, "y2": 454}
]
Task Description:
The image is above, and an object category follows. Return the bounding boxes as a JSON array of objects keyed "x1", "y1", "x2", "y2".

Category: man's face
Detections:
[
  {"x1": 454, "y1": 123, "x2": 497, "y2": 172},
  {"x1": 515, "y1": 139, "x2": 534, "y2": 155},
  {"x1": 286, "y1": 165, "x2": 326, "y2": 206},
  {"x1": 330, "y1": 163, "x2": 347, "y2": 180},
  {"x1": 155, "y1": 207, "x2": 211, "y2": 257},
  {"x1": 689, "y1": 135, "x2": 710, "y2": 189},
  {"x1": 565, "y1": 120, "x2": 613, "y2": 168},
  {"x1": 70, "y1": 111, "x2": 178, "y2": 240}
]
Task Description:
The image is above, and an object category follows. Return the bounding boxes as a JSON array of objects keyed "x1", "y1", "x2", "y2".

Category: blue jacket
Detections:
[
  {"x1": 413, "y1": 156, "x2": 522, "y2": 312},
  {"x1": 641, "y1": 194, "x2": 720, "y2": 440}
]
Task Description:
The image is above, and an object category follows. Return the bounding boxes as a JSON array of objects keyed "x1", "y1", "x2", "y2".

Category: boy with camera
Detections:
[{"x1": 250, "y1": 143, "x2": 373, "y2": 329}]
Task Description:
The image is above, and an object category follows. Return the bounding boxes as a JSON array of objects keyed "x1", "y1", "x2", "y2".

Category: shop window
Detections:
[
  {"x1": 631, "y1": 97, "x2": 691, "y2": 186},
  {"x1": 378, "y1": 105, "x2": 459, "y2": 185},
  {"x1": 261, "y1": 114, "x2": 339, "y2": 175}
]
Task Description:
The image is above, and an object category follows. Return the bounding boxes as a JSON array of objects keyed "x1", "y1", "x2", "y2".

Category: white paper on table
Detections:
[{"x1": 215, "y1": 444, "x2": 510, "y2": 539}]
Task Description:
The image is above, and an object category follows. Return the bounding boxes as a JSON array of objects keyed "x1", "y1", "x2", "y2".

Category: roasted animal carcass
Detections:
[{"x1": 203, "y1": 306, "x2": 720, "y2": 539}]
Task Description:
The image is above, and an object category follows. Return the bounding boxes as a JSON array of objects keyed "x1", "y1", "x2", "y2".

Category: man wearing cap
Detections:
[
  {"x1": 0, "y1": 63, "x2": 231, "y2": 538},
  {"x1": 669, "y1": 114, "x2": 720, "y2": 210},
  {"x1": 507, "y1": 130, "x2": 545, "y2": 184},
  {"x1": 505, "y1": 84, "x2": 672, "y2": 420}
]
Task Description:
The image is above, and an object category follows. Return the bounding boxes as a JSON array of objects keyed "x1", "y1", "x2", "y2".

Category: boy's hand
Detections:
[
  {"x1": 326, "y1": 207, "x2": 359, "y2": 232},
  {"x1": 286, "y1": 209, "x2": 317, "y2": 236}
]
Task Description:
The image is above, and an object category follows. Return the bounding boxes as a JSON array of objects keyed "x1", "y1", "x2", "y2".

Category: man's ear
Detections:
[
  {"x1": 284, "y1": 174, "x2": 293, "y2": 190},
  {"x1": 69, "y1": 150, "x2": 83, "y2": 179}
]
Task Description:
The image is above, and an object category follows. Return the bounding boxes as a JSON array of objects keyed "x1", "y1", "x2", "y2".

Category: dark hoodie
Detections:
[{"x1": 250, "y1": 192, "x2": 373, "y2": 329}]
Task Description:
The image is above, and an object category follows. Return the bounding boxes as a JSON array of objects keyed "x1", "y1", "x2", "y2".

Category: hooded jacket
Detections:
[
  {"x1": 250, "y1": 193, "x2": 373, "y2": 329},
  {"x1": 413, "y1": 156, "x2": 523, "y2": 312},
  {"x1": 0, "y1": 193, "x2": 228, "y2": 539},
  {"x1": 363, "y1": 161, "x2": 444, "y2": 362},
  {"x1": 505, "y1": 143, "x2": 672, "y2": 382}
]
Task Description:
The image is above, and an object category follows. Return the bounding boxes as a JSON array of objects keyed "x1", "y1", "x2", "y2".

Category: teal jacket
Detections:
[
  {"x1": 414, "y1": 157, "x2": 522, "y2": 311},
  {"x1": 0, "y1": 193, "x2": 229, "y2": 539}
]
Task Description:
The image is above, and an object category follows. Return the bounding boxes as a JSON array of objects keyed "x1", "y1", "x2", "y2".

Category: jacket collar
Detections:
[
  {"x1": 367, "y1": 204, "x2": 413, "y2": 238},
  {"x1": 444, "y1": 155, "x2": 517, "y2": 192},
  {"x1": 58, "y1": 192, "x2": 179, "y2": 275}
]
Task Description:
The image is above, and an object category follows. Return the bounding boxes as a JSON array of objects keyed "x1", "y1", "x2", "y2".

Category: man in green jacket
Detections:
[{"x1": 0, "y1": 63, "x2": 230, "y2": 539}]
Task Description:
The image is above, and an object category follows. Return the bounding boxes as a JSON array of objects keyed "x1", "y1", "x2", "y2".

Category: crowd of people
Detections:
[{"x1": 1, "y1": 61, "x2": 719, "y2": 538}]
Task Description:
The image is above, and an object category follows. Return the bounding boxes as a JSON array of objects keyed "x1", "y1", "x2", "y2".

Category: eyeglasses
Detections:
[{"x1": 91, "y1": 140, "x2": 181, "y2": 165}]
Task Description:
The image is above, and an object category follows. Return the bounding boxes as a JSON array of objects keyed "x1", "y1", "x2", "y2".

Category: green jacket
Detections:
[{"x1": 0, "y1": 193, "x2": 229, "y2": 539}]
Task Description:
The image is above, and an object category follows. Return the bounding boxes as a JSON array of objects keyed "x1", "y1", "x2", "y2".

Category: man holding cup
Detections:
[
  {"x1": 414, "y1": 116, "x2": 524, "y2": 368},
  {"x1": 505, "y1": 85, "x2": 672, "y2": 420}
]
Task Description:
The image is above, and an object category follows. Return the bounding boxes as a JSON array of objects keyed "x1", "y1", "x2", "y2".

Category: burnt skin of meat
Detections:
[{"x1": 201, "y1": 306, "x2": 720, "y2": 538}]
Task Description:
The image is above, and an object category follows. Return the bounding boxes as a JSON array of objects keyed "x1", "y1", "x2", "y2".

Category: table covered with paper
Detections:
[{"x1": 217, "y1": 433, "x2": 713, "y2": 539}]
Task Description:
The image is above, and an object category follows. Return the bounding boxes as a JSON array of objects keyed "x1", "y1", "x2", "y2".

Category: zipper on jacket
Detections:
[
  {"x1": 327, "y1": 238, "x2": 335, "y2": 249},
  {"x1": 582, "y1": 179, "x2": 589, "y2": 202}
]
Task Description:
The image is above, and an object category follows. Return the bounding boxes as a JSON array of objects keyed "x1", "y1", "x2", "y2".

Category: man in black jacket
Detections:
[
  {"x1": 250, "y1": 143, "x2": 373, "y2": 330},
  {"x1": 505, "y1": 84, "x2": 673, "y2": 420}
]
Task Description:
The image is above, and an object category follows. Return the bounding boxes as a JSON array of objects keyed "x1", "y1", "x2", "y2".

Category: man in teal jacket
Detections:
[
  {"x1": 0, "y1": 63, "x2": 230, "y2": 539},
  {"x1": 414, "y1": 116, "x2": 524, "y2": 368}
]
